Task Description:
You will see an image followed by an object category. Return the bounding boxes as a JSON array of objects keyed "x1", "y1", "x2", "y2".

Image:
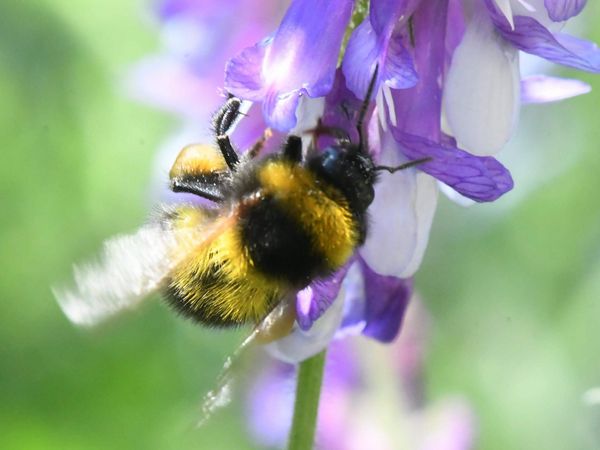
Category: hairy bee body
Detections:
[
  {"x1": 165, "y1": 152, "x2": 364, "y2": 327},
  {"x1": 56, "y1": 92, "x2": 402, "y2": 332}
]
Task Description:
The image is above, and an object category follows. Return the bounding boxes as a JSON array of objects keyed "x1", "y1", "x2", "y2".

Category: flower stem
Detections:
[
  {"x1": 287, "y1": 350, "x2": 327, "y2": 450},
  {"x1": 338, "y1": 0, "x2": 369, "y2": 65}
]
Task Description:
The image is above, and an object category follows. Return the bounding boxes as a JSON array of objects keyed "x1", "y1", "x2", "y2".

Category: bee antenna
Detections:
[
  {"x1": 374, "y1": 157, "x2": 432, "y2": 173},
  {"x1": 356, "y1": 65, "x2": 379, "y2": 155}
]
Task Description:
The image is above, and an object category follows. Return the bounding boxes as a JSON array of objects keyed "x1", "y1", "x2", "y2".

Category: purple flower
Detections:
[
  {"x1": 248, "y1": 302, "x2": 477, "y2": 450},
  {"x1": 129, "y1": 0, "x2": 600, "y2": 363},
  {"x1": 341, "y1": 0, "x2": 420, "y2": 98},
  {"x1": 444, "y1": 0, "x2": 597, "y2": 155},
  {"x1": 225, "y1": 0, "x2": 354, "y2": 130},
  {"x1": 267, "y1": 258, "x2": 414, "y2": 363}
]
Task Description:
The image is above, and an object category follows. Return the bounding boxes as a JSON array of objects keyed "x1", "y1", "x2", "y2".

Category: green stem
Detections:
[
  {"x1": 287, "y1": 350, "x2": 327, "y2": 450},
  {"x1": 338, "y1": 0, "x2": 370, "y2": 65}
]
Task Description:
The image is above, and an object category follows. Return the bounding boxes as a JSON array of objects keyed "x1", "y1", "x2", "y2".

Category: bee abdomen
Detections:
[
  {"x1": 239, "y1": 195, "x2": 326, "y2": 287},
  {"x1": 165, "y1": 265, "x2": 281, "y2": 327}
]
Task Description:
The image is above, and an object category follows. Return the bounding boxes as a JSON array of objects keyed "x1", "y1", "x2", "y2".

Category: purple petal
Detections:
[
  {"x1": 343, "y1": 15, "x2": 417, "y2": 99},
  {"x1": 264, "y1": 0, "x2": 352, "y2": 95},
  {"x1": 360, "y1": 259, "x2": 413, "y2": 343},
  {"x1": 390, "y1": 0, "x2": 448, "y2": 140},
  {"x1": 370, "y1": 0, "x2": 405, "y2": 35},
  {"x1": 391, "y1": 131, "x2": 514, "y2": 202},
  {"x1": 486, "y1": 5, "x2": 600, "y2": 73},
  {"x1": 338, "y1": 263, "x2": 367, "y2": 332},
  {"x1": 295, "y1": 265, "x2": 351, "y2": 331},
  {"x1": 320, "y1": 70, "x2": 363, "y2": 146},
  {"x1": 521, "y1": 75, "x2": 591, "y2": 103},
  {"x1": 369, "y1": 0, "x2": 422, "y2": 34},
  {"x1": 544, "y1": 0, "x2": 587, "y2": 21},
  {"x1": 446, "y1": 0, "x2": 467, "y2": 55},
  {"x1": 266, "y1": 286, "x2": 347, "y2": 363},
  {"x1": 224, "y1": 38, "x2": 269, "y2": 101},
  {"x1": 226, "y1": 0, "x2": 352, "y2": 130},
  {"x1": 342, "y1": 19, "x2": 380, "y2": 99},
  {"x1": 262, "y1": 88, "x2": 303, "y2": 131},
  {"x1": 382, "y1": 31, "x2": 419, "y2": 90}
]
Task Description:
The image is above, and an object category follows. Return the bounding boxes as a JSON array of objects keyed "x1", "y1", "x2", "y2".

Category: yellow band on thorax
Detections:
[{"x1": 258, "y1": 160, "x2": 358, "y2": 269}]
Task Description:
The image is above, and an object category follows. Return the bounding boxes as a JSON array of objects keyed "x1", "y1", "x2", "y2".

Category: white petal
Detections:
[
  {"x1": 291, "y1": 96, "x2": 325, "y2": 151},
  {"x1": 443, "y1": 14, "x2": 520, "y2": 156},
  {"x1": 511, "y1": 0, "x2": 563, "y2": 31},
  {"x1": 336, "y1": 262, "x2": 367, "y2": 338},
  {"x1": 264, "y1": 284, "x2": 346, "y2": 364},
  {"x1": 397, "y1": 172, "x2": 438, "y2": 278},
  {"x1": 438, "y1": 181, "x2": 476, "y2": 207},
  {"x1": 494, "y1": 0, "x2": 515, "y2": 29},
  {"x1": 521, "y1": 75, "x2": 591, "y2": 103},
  {"x1": 383, "y1": 84, "x2": 397, "y2": 128},
  {"x1": 359, "y1": 131, "x2": 437, "y2": 277}
]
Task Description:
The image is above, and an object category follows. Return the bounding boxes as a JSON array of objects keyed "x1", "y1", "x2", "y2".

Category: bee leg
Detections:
[
  {"x1": 247, "y1": 128, "x2": 272, "y2": 159},
  {"x1": 213, "y1": 96, "x2": 243, "y2": 171},
  {"x1": 216, "y1": 135, "x2": 240, "y2": 171},
  {"x1": 170, "y1": 176, "x2": 225, "y2": 202},
  {"x1": 282, "y1": 135, "x2": 303, "y2": 163}
]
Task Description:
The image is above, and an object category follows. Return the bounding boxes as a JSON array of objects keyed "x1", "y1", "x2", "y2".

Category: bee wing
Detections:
[
  {"x1": 55, "y1": 202, "x2": 231, "y2": 327},
  {"x1": 53, "y1": 223, "x2": 183, "y2": 326}
]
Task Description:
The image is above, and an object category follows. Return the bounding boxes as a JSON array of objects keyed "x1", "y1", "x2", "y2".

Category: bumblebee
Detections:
[{"x1": 56, "y1": 74, "x2": 427, "y2": 333}]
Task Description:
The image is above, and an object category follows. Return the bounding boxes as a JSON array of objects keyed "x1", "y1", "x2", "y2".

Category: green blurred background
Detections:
[{"x1": 1, "y1": 1, "x2": 599, "y2": 449}]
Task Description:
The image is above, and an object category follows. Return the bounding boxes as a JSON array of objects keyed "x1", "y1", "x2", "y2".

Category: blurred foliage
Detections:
[{"x1": 1, "y1": 1, "x2": 599, "y2": 449}]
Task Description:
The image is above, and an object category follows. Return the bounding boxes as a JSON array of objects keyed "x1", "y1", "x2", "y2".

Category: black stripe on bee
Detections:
[{"x1": 239, "y1": 194, "x2": 326, "y2": 287}]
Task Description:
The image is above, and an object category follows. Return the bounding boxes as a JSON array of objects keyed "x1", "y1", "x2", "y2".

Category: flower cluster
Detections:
[
  {"x1": 247, "y1": 302, "x2": 476, "y2": 450},
  {"x1": 130, "y1": 0, "x2": 599, "y2": 362}
]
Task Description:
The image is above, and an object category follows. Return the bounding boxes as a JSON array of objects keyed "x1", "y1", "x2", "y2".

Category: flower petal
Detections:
[
  {"x1": 487, "y1": 7, "x2": 600, "y2": 72},
  {"x1": 225, "y1": 0, "x2": 352, "y2": 130},
  {"x1": 360, "y1": 259, "x2": 413, "y2": 343},
  {"x1": 224, "y1": 38, "x2": 269, "y2": 101},
  {"x1": 295, "y1": 265, "x2": 351, "y2": 331},
  {"x1": 400, "y1": 172, "x2": 438, "y2": 276},
  {"x1": 338, "y1": 262, "x2": 367, "y2": 332},
  {"x1": 392, "y1": 131, "x2": 514, "y2": 202},
  {"x1": 265, "y1": 284, "x2": 346, "y2": 363},
  {"x1": 359, "y1": 130, "x2": 438, "y2": 277},
  {"x1": 521, "y1": 75, "x2": 591, "y2": 103},
  {"x1": 342, "y1": 19, "x2": 379, "y2": 99},
  {"x1": 342, "y1": 17, "x2": 417, "y2": 99},
  {"x1": 544, "y1": 0, "x2": 587, "y2": 22},
  {"x1": 262, "y1": 88, "x2": 303, "y2": 131},
  {"x1": 370, "y1": 0, "x2": 406, "y2": 35},
  {"x1": 264, "y1": 0, "x2": 352, "y2": 95},
  {"x1": 443, "y1": 12, "x2": 520, "y2": 155},
  {"x1": 383, "y1": 32, "x2": 419, "y2": 90},
  {"x1": 494, "y1": 0, "x2": 514, "y2": 29},
  {"x1": 320, "y1": 70, "x2": 363, "y2": 146},
  {"x1": 390, "y1": 0, "x2": 450, "y2": 140}
]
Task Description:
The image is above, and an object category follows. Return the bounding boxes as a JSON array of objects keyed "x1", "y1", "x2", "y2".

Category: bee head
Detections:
[{"x1": 307, "y1": 145, "x2": 376, "y2": 213}]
